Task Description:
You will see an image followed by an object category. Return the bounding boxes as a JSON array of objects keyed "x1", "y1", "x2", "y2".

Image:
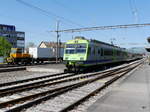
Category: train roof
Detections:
[
  {"x1": 75, "y1": 36, "x2": 125, "y2": 49},
  {"x1": 66, "y1": 36, "x2": 126, "y2": 50},
  {"x1": 90, "y1": 39, "x2": 122, "y2": 48}
]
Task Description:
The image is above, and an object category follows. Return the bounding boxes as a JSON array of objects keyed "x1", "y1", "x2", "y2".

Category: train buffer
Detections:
[{"x1": 87, "y1": 63, "x2": 150, "y2": 112}]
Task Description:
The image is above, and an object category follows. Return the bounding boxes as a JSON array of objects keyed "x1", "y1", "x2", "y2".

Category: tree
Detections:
[{"x1": 0, "y1": 37, "x2": 12, "y2": 57}]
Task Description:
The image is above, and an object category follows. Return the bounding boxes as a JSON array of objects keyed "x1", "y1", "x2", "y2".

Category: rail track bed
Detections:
[
  {"x1": 0, "y1": 62, "x2": 64, "y2": 73},
  {"x1": 0, "y1": 59, "x2": 144, "y2": 112},
  {"x1": 0, "y1": 62, "x2": 61, "y2": 68},
  {"x1": 0, "y1": 66, "x2": 26, "y2": 73}
]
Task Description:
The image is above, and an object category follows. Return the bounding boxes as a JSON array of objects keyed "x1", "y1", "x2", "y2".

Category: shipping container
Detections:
[{"x1": 29, "y1": 47, "x2": 64, "y2": 63}]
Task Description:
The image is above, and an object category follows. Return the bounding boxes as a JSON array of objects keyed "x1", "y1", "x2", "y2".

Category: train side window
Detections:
[
  {"x1": 104, "y1": 49, "x2": 112, "y2": 56},
  {"x1": 117, "y1": 50, "x2": 121, "y2": 56}
]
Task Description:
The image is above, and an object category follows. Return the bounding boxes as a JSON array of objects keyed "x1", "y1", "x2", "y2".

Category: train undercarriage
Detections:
[{"x1": 64, "y1": 59, "x2": 142, "y2": 73}]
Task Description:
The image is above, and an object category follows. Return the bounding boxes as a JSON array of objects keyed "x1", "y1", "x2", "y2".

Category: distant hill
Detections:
[{"x1": 127, "y1": 47, "x2": 149, "y2": 54}]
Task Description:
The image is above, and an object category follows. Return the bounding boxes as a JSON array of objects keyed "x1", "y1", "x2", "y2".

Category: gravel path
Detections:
[
  {"x1": 0, "y1": 64, "x2": 66, "y2": 84},
  {"x1": 0, "y1": 71, "x2": 53, "y2": 84}
]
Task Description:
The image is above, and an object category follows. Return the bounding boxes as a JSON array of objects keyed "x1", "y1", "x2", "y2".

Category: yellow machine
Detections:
[{"x1": 7, "y1": 48, "x2": 32, "y2": 65}]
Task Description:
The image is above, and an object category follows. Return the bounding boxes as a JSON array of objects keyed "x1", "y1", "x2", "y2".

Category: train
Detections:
[
  {"x1": 63, "y1": 36, "x2": 143, "y2": 72},
  {"x1": 7, "y1": 47, "x2": 64, "y2": 65}
]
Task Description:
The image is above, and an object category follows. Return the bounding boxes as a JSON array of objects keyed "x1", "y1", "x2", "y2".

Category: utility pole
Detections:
[{"x1": 56, "y1": 21, "x2": 59, "y2": 63}]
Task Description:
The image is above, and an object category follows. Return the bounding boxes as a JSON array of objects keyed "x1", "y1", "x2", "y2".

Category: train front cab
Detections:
[{"x1": 63, "y1": 39, "x2": 88, "y2": 72}]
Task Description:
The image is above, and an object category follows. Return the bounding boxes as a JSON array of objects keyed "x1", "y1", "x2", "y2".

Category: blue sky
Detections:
[{"x1": 0, "y1": 0, "x2": 150, "y2": 48}]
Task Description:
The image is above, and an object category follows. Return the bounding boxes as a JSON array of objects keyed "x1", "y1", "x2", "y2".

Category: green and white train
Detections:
[{"x1": 63, "y1": 36, "x2": 142, "y2": 72}]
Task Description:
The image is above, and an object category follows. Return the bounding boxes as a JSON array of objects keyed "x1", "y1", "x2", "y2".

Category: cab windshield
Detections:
[{"x1": 65, "y1": 44, "x2": 86, "y2": 54}]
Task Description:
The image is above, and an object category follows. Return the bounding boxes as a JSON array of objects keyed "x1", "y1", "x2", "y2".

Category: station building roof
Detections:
[{"x1": 39, "y1": 41, "x2": 65, "y2": 48}]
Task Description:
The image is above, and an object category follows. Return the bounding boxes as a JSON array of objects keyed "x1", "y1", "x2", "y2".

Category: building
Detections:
[
  {"x1": 39, "y1": 41, "x2": 65, "y2": 59},
  {"x1": 39, "y1": 41, "x2": 64, "y2": 48},
  {"x1": 0, "y1": 24, "x2": 25, "y2": 49}
]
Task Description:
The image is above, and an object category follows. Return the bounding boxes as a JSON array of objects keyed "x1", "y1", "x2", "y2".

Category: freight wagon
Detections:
[{"x1": 29, "y1": 47, "x2": 64, "y2": 63}]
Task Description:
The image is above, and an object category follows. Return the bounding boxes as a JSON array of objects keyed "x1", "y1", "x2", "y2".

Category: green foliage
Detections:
[{"x1": 0, "y1": 37, "x2": 12, "y2": 57}]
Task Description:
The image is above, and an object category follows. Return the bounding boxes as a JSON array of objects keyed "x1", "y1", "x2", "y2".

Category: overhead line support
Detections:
[{"x1": 50, "y1": 23, "x2": 150, "y2": 33}]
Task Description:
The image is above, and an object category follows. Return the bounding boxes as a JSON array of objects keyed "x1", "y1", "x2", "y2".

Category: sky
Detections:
[{"x1": 0, "y1": 0, "x2": 150, "y2": 48}]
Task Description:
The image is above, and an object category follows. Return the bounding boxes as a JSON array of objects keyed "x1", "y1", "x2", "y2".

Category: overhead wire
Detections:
[
  {"x1": 16, "y1": 0, "x2": 84, "y2": 27},
  {"x1": 50, "y1": 23, "x2": 150, "y2": 33},
  {"x1": 50, "y1": 0, "x2": 77, "y2": 14},
  {"x1": 129, "y1": 0, "x2": 139, "y2": 23}
]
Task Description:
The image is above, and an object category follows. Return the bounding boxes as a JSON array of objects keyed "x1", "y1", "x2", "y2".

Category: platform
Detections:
[{"x1": 87, "y1": 63, "x2": 150, "y2": 112}]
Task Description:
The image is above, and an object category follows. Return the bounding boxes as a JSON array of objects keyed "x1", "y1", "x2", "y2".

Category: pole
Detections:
[{"x1": 56, "y1": 21, "x2": 59, "y2": 63}]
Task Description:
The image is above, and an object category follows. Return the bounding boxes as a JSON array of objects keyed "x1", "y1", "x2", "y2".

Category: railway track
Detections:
[
  {"x1": 0, "y1": 66, "x2": 26, "y2": 73},
  {"x1": 0, "y1": 62, "x2": 60, "y2": 68},
  {"x1": 0, "y1": 60, "x2": 139, "y2": 96},
  {"x1": 0, "y1": 59, "x2": 144, "y2": 112},
  {"x1": 0, "y1": 62, "x2": 59, "y2": 72}
]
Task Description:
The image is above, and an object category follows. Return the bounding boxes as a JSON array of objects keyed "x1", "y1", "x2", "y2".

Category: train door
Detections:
[
  {"x1": 91, "y1": 45, "x2": 96, "y2": 65},
  {"x1": 97, "y1": 47, "x2": 101, "y2": 62},
  {"x1": 87, "y1": 44, "x2": 92, "y2": 60}
]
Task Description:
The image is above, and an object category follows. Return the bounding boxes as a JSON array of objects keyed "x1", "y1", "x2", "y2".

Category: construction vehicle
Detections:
[{"x1": 7, "y1": 48, "x2": 32, "y2": 65}]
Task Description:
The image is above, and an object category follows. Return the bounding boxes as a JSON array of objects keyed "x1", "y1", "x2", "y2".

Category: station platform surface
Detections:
[{"x1": 87, "y1": 63, "x2": 150, "y2": 112}]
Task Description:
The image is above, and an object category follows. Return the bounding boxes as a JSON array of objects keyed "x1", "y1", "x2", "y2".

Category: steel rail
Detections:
[
  {"x1": 0, "y1": 59, "x2": 142, "y2": 97},
  {"x1": 0, "y1": 59, "x2": 143, "y2": 88},
  {"x1": 0, "y1": 62, "x2": 141, "y2": 111},
  {"x1": 0, "y1": 60, "x2": 140, "y2": 97},
  {"x1": 0, "y1": 67, "x2": 26, "y2": 73},
  {"x1": 60, "y1": 62, "x2": 142, "y2": 112},
  {"x1": 0, "y1": 59, "x2": 142, "y2": 89},
  {"x1": 4, "y1": 62, "x2": 141, "y2": 112},
  {"x1": 0, "y1": 72, "x2": 65, "y2": 87}
]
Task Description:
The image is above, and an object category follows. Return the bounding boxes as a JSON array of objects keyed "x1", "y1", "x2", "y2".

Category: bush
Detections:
[{"x1": 0, "y1": 37, "x2": 12, "y2": 57}]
